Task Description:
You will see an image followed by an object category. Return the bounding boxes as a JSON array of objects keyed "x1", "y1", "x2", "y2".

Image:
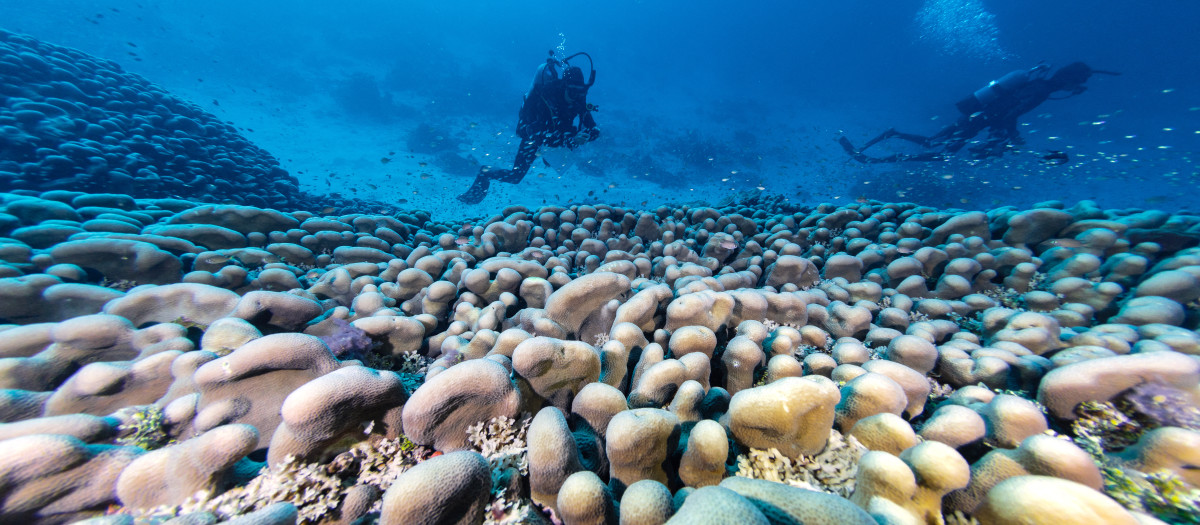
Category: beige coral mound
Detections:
[
  {"x1": 975, "y1": 475, "x2": 1139, "y2": 525},
  {"x1": 186, "y1": 332, "x2": 342, "y2": 448},
  {"x1": 725, "y1": 376, "x2": 840, "y2": 458},
  {"x1": 0, "y1": 433, "x2": 143, "y2": 523},
  {"x1": 116, "y1": 424, "x2": 258, "y2": 509},
  {"x1": 1037, "y1": 351, "x2": 1200, "y2": 420},
  {"x1": 512, "y1": 336, "x2": 602, "y2": 411},
  {"x1": 378, "y1": 450, "x2": 493, "y2": 525},
  {"x1": 401, "y1": 358, "x2": 522, "y2": 451},
  {"x1": 543, "y1": 272, "x2": 631, "y2": 336},
  {"x1": 606, "y1": 408, "x2": 679, "y2": 491},
  {"x1": 1116, "y1": 426, "x2": 1200, "y2": 487},
  {"x1": 267, "y1": 365, "x2": 408, "y2": 466},
  {"x1": 851, "y1": 442, "x2": 969, "y2": 525}
]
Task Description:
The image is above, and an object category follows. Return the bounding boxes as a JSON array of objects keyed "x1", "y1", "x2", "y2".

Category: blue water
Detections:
[{"x1": 3, "y1": 0, "x2": 1197, "y2": 218}]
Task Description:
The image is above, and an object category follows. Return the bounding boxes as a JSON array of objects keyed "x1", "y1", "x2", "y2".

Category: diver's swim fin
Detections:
[
  {"x1": 838, "y1": 136, "x2": 874, "y2": 164},
  {"x1": 838, "y1": 136, "x2": 859, "y2": 156},
  {"x1": 838, "y1": 136, "x2": 892, "y2": 164},
  {"x1": 457, "y1": 173, "x2": 490, "y2": 204}
]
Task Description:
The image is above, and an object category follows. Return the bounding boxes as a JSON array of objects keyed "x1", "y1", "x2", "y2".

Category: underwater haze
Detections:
[{"x1": 2, "y1": 0, "x2": 1198, "y2": 217}]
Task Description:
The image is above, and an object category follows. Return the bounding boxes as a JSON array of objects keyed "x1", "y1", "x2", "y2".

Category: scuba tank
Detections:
[{"x1": 955, "y1": 64, "x2": 1049, "y2": 116}]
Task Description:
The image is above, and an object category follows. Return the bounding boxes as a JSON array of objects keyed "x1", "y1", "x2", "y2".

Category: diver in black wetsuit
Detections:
[
  {"x1": 839, "y1": 62, "x2": 1118, "y2": 163},
  {"x1": 457, "y1": 51, "x2": 601, "y2": 204}
]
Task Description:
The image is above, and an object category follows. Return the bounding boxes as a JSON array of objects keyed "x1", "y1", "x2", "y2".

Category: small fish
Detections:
[
  {"x1": 1038, "y1": 150, "x2": 1069, "y2": 166},
  {"x1": 969, "y1": 111, "x2": 985, "y2": 119},
  {"x1": 418, "y1": 162, "x2": 427, "y2": 167},
  {"x1": 126, "y1": 42, "x2": 137, "y2": 47},
  {"x1": 366, "y1": 183, "x2": 378, "y2": 190},
  {"x1": 380, "y1": 157, "x2": 391, "y2": 164},
  {"x1": 1040, "y1": 239, "x2": 1083, "y2": 249},
  {"x1": 212, "y1": 99, "x2": 220, "y2": 106},
  {"x1": 320, "y1": 206, "x2": 337, "y2": 214}
]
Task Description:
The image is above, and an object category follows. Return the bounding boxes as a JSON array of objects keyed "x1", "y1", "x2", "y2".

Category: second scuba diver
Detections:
[{"x1": 839, "y1": 62, "x2": 1118, "y2": 163}]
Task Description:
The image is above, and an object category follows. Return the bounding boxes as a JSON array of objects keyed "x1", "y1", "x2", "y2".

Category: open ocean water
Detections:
[{"x1": 2, "y1": 0, "x2": 1196, "y2": 217}]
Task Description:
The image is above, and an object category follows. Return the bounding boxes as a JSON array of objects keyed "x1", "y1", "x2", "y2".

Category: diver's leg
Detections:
[
  {"x1": 840, "y1": 137, "x2": 897, "y2": 164},
  {"x1": 968, "y1": 135, "x2": 1011, "y2": 159},
  {"x1": 458, "y1": 138, "x2": 542, "y2": 203},
  {"x1": 941, "y1": 138, "x2": 968, "y2": 155},
  {"x1": 498, "y1": 138, "x2": 541, "y2": 184},
  {"x1": 856, "y1": 129, "x2": 894, "y2": 151},
  {"x1": 890, "y1": 131, "x2": 933, "y2": 147},
  {"x1": 840, "y1": 142, "x2": 947, "y2": 164}
]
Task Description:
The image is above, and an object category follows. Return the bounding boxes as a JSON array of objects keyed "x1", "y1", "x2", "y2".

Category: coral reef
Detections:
[
  {"x1": 6, "y1": 13, "x2": 1200, "y2": 524},
  {"x1": 1, "y1": 175, "x2": 1200, "y2": 524}
]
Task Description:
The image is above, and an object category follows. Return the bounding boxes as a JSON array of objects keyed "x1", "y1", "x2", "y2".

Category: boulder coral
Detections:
[
  {"x1": 115, "y1": 424, "x2": 259, "y2": 509},
  {"x1": 850, "y1": 442, "x2": 970, "y2": 525},
  {"x1": 1037, "y1": 351, "x2": 1200, "y2": 420},
  {"x1": 974, "y1": 475, "x2": 1139, "y2": 525},
  {"x1": 401, "y1": 358, "x2": 521, "y2": 451},
  {"x1": 0, "y1": 178, "x2": 1198, "y2": 524},
  {"x1": 378, "y1": 450, "x2": 493, "y2": 525},
  {"x1": 725, "y1": 376, "x2": 840, "y2": 458}
]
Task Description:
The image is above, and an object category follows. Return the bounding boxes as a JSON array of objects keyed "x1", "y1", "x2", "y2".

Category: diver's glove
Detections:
[{"x1": 568, "y1": 129, "x2": 596, "y2": 149}]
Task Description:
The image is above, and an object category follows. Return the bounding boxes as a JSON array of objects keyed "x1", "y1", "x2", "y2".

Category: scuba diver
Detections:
[
  {"x1": 457, "y1": 51, "x2": 600, "y2": 204},
  {"x1": 839, "y1": 62, "x2": 1118, "y2": 163}
]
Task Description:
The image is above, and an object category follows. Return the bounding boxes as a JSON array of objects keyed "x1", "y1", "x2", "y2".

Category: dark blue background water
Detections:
[{"x1": 4, "y1": 0, "x2": 1197, "y2": 218}]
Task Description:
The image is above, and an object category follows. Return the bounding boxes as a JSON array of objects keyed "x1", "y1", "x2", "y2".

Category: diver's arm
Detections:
[
  {"x1": 580, "y1": 110, "x2": 599, "y2": 140},
  {"x1": 564, "y1": 108, "x2": 599, "y2": 149}
]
